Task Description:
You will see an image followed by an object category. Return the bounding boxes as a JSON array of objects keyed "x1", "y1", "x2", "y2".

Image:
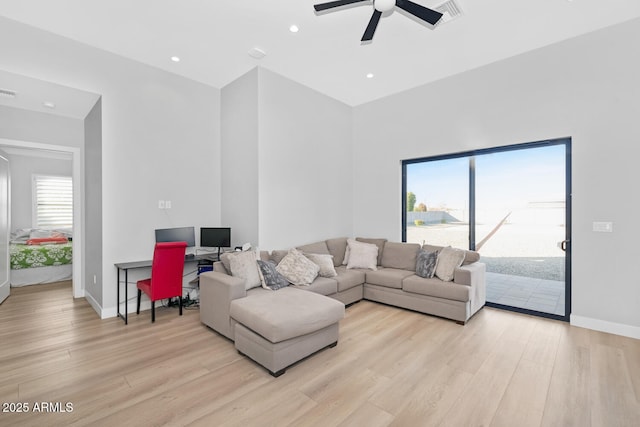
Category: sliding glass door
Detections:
[
  {"x1": 403, "y1": 138, "x2": 571, "y2": 321},
  {"x1": 405, "y1": 157, "x2": 469, "y2": 249}
]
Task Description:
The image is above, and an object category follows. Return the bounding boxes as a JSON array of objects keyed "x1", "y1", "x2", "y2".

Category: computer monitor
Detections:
[
  {"x1": 154, "y1": 226, "x2": 196, "y2": 248},
  {"x1": 200, "y1": 227, "x2": 231, "y2": 258}
]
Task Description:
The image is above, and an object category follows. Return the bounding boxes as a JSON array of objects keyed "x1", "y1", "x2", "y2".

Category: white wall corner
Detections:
[
  {"x1": 83, "y1": 292, "x2": 104, "y2": 318},
  {"x1": 570, "y1": 314, "x2": 640, "y2": 340}
]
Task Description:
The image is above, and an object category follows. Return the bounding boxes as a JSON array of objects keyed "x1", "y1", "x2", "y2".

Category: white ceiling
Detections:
[
  {"x1": 0, "y1": 0, "x2": 640, "y2": 107},
  {"x1": 0, "y1": 69, "x2": 100, "y2": 119}
]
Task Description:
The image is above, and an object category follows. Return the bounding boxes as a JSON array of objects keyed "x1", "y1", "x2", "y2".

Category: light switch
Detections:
[
  {"x1": 158, "y1": 200, "x2": 165, "y2": 209},
  {"x1": 593, "y1": 221, "x2": 613, "y2": 232}
]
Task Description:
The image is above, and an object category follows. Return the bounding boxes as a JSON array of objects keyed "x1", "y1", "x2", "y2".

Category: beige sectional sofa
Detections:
[{"x1": 199, "y1": 237, "x2": 486, "y2": 376}]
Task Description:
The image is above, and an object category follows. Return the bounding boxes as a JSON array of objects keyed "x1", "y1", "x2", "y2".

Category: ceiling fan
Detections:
[{"x1": 313, "y1": 0, "x2": 444, "y2": 42}]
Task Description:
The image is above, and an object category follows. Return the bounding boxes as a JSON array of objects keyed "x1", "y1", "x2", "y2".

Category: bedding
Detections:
[
  {"x1": 8, "y1": 228, "x2": 74, "y2": 287},
  {"x1": 10, "y1": 242, "x2": 73, "y2": 270}
]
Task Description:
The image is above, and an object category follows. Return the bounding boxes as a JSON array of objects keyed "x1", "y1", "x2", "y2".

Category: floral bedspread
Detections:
[{"x1": 10, "y1": 243, "x2": 73, "y2": 269}]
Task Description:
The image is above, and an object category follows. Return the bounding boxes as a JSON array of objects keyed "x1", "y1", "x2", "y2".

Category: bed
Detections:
[{"x1": 9, "y1": 229, "x2": 73, "y2": 287}]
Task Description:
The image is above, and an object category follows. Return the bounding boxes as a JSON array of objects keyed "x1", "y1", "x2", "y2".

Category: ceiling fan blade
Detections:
[
  {"x1": 361, "y1": 10, "x2": 383, "y2": 42},
  {"x1": 314, "y1": 0, "x2": 368, "y2": 12},
  {"x1": 395, "y1": 0, "x2": 443, "y2": 25}
]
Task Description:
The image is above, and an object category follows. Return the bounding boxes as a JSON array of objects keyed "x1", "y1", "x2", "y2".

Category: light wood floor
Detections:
[{"x1": 1, "y1": 282, "x2": 639, "y2": 427}]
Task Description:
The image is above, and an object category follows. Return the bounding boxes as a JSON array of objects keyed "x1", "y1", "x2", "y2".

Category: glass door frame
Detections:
[{"x1": 402, "y1": 137, "x2": 571, "y2": 322}]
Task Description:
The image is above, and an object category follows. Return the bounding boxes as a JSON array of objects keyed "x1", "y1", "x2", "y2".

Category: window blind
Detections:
[{"x1": 33, "y1": 175, "x2": 73, "y2": 229}]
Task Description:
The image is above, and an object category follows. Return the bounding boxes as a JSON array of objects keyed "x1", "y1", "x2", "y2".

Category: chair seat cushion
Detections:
[
  {"x1": 137, "y1": 278, "x2": 152, "y2": 296},
  {"x1": 230, "y1": 287, "x2": 344, "y2": 343}
]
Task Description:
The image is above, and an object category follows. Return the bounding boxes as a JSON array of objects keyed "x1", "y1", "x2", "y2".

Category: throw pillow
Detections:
[
  {"x1": 228, "y1": 250, "x2": 262, "y2": 290},
  {"x1": 276, "y1": 248, "x2": 320, "y2": 285},
  {"x1": 415, "y1": 248, "x2": 438, "y2": 278},
  {"x1": 434, "y1": 246, "x2": 465, "y2": 282},
  {"x1": 304, "y1": 253, "x2": 338, "y2": 278},
  {"x1": 257, "y1": 260, "x2": 290, "y2": 290},
  {"x1": 356, "y1": 237, "x2": 387, "y2": 265},
  {"x1": 342, "y1": 244, "x2": 350, "y2": 265},
  {"x1": 346, "y1": 239, "x2": 378, "y2": 270}
]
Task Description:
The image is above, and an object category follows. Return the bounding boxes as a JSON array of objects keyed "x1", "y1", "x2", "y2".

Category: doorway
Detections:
[
  {"x1": 0, "y1": 139, "x2": 83, "y2": 299},
  {"x1": 403, "y1": 138, "x2": 571, "y2": 321}
]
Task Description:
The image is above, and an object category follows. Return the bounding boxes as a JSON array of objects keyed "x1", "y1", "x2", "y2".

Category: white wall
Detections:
[
  {"x1": 0, "y1": 104, "x2": 85, "y2": 147},
  {"x1": 353, "y1": 18, "x2": 640, "y2": 337},
  {"x1": 0, "y1": 17, "x2": 221, "y2": 317},
  {"x1": 83, "y1": 99, "x2": 102, "y2": 305},
  {"x1": 220, "y1": 67, "x2": 353, "y2": 250},
  {"x1": 6, "y1": 151, "x2": 73, "y2": 231},
  {"x1": 257, "y1": 69, "x2": 353, "y2": 249},
  {"x1": 221, "y1": 69, "x2": 259, "y2": 248}
]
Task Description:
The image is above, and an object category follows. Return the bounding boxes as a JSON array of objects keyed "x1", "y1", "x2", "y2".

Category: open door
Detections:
[{"x1": 0, "y1": 149, "x2": 10, "y2": 304}]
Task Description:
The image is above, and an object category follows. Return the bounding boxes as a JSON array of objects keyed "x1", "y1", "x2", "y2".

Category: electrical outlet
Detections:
[
  {"x1": 165, "y1": 200, "x2": 172, "y2": 209},
  {"x1": 158, "y1": 200, "x2": 165, "y2": 209}
]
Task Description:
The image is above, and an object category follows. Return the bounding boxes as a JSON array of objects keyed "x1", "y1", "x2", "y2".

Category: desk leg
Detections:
[
  {"x1": 117, "y1": 267, "x2": 121, "y2": 320},
  {"x1": 124, "y1": 269, "x2": 128, "y2": 325},
  {"x1": 116, "y1": 267, "x2": 128, "y2": 325}
]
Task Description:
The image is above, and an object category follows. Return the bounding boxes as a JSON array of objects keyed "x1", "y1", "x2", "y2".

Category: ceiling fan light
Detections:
[{"x1": 374, "y1": 0, "x2": 395, "y2": 12}]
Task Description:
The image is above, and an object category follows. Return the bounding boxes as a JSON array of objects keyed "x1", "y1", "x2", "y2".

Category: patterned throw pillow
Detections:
[
  {"x1": 434, "y1": 246, "x2": 466, "y2": 282},
  {"x1": 304, "y1": 253, "x2": 337, "y2": 277},
  {"x1": 276, "y1": 248, "x2": 320, "y2": 285},
  {"x1": 228, "y1": 250, "x2": 262, "y2": 290},
  {"x1": 257, "y1": 260, "x2": 290, "y2": 290},
  {"x1": 415, "y1": 249, "x2": 438, "y2": 278}
]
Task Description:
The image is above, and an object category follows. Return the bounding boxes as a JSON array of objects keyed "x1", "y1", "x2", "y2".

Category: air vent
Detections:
[
  {"x1": 434, "y1": 0, "x2": 464, "y2": 24},
  {"x1": 0, "y1": 88, "x2": 17, "y2": 98}
]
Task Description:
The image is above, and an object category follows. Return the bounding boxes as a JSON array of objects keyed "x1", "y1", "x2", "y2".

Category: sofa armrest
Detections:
[
  {"x1": 454, "y1": 262, "x2": 486, "y2": 314},
  {"x1": 199, "y1": 270, "x2": 246, "y2": 340}
]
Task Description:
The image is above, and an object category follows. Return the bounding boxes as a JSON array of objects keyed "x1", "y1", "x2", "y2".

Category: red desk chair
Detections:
[{"x1": 136, "y1": 241, "x2": 187, "y2": 323}]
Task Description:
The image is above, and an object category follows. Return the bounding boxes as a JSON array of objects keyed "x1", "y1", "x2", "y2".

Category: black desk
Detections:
[{"x1": 115, "y1": 254, "x2": 215, "y2": 324}]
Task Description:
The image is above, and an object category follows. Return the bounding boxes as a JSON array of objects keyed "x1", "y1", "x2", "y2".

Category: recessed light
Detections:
[
  {"x1": 366, "y1": 73, "x2": 374, "y2": 79},
  {"x1": 289, "y1": 25, "x2": 299, "y2": 33},
  {"x1": 170, "y1": 56, "x2": 181, "y2": 62},
  {"x1": 43, "y1": 102, "x2": 56, "y2": 109}
]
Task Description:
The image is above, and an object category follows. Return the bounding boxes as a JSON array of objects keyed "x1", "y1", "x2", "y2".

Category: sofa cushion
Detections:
[
  {"x1": 381, "y1": 242, "x2": 421, "y2": 271},
  {"x1": 366, "y1": 268, "x2": 415, "y2": 289},
  {"x1": 356, "y1": 238, "x2": 387, "y2": 265},
  {"x1": 415, "y1": 248, "x2": 438, "y2": 278},
  {"x1": 423, "y1": 244, "x2": 480, "y2": 265},
  {"x1": 293, "y1": 276, "x2": 338, "y2": 296},
  {"x1": 269, "y1": 250, "x2": 288, "y2": 265},
  {"x1": 257, "y1": 260, "x2": 290, "y2": 291},
  {"x1": 334, "y1": 266, "x2": 366, "y2": 292},
  {"x1": 276, "y1": 248, "x2": 319, "y2": 285},
  {"x1": 226, "y1": 250, "x2": 262, "y2": 290},
  {"x1": 304, "y1": 253, "x2": 337, "y2": 278},
  {"x1": 326, "y1": 237, "x2": 348, "y2": 267},
  {"x1": 346, "y1": 239, "x2": 378, "y2": 270},
  {"x1": 434, "y1": 247, "x2": 465, "y2": 282},
  {"x1": 296, "y1": 241, "x2": 331, "y2": 256},
  {"x1": 402, "y1": 275, "x2": 471, "y2": 302},
  {"x1": 230, "y1": 287, "x2": 344, "y2": 343}
]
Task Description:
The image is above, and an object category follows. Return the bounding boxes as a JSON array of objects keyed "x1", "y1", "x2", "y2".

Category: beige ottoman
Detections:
[{"x1": 230, "y1": 287, "x2": 345, "y2": 377}]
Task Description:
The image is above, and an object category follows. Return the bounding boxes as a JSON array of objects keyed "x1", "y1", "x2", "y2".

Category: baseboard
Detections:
[
  {"x1": 570, "y1": 314, "x2": 640, "y2": 340},
  {"x1": 84, "y1": 292, "x2": 104, "y2": 318},
  {"x1": 101, "y1": 300, "x2": 155, "y2": 319}
]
